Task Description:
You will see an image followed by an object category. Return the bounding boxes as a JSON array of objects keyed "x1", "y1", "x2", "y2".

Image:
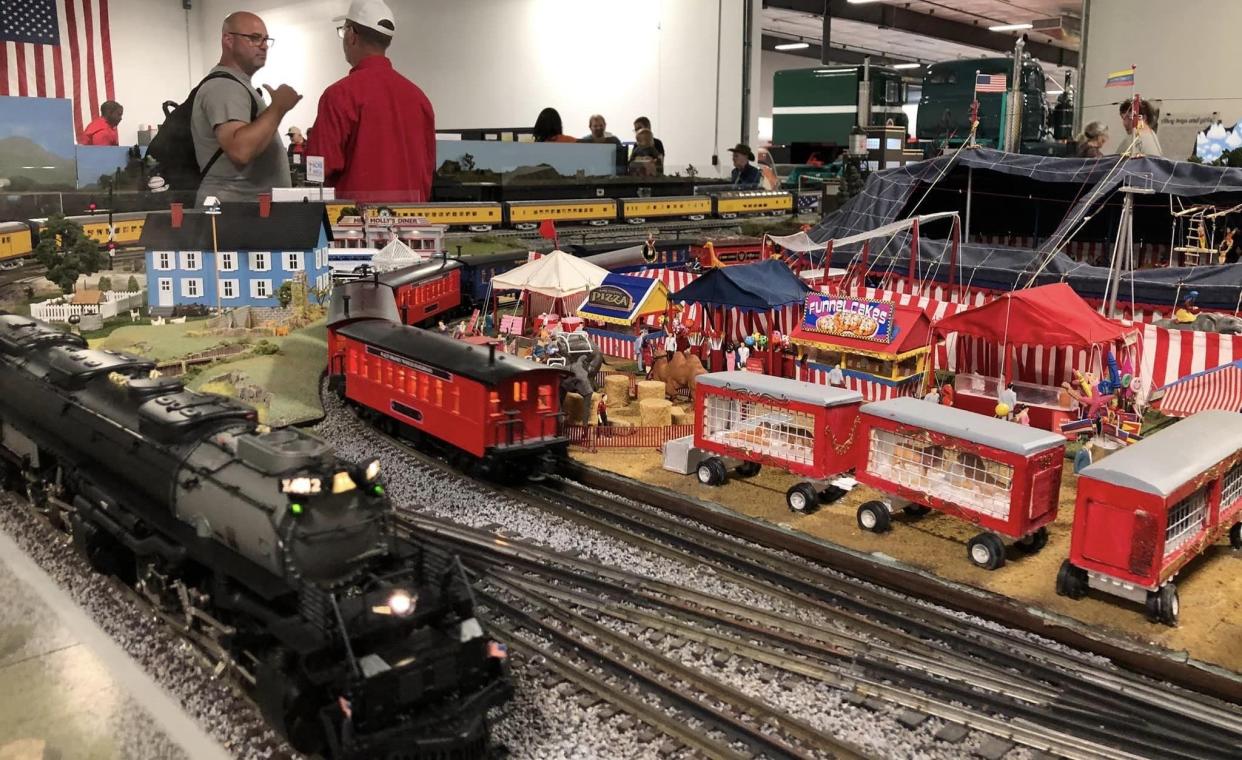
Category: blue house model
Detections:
[{"x1": 138, "y1": 198, "x2": 333, "y2": 315}]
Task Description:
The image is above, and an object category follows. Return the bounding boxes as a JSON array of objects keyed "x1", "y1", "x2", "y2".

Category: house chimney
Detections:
[
  {"x1": 170, "y1": 202, "x2": 184, "y2": 229},
  {"x1": 259, "y1": 192, "x2": 272, "y2": 218}
]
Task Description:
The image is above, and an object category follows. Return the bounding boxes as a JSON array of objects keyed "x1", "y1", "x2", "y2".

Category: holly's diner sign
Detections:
[{"x1": 803, "y1": 294, "x2": 895, "y2": 343}]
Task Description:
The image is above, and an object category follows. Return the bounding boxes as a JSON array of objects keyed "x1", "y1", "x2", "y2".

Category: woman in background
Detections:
[
  {"x1": 1075, "y1": 121, "x2": 1109, "y2": 158},
  {"x1": 533, "y1": 108, "x2": 577, "y2": 143}
]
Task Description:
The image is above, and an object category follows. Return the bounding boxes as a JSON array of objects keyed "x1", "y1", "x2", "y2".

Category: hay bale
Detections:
[
  {"x1": 563, "y1": 392, "x2": 588, "y2": 425},
  {"x1": 636, "y1": 380, "x2": 666, "y2": 402},
  {"x1": 639, "y1": 398, "x2": 673, "y2": 427},
  {"x1": 671, "y1": 408, "x2": 694, "y2": 425},
  {"x1": 604, "y1": 374, "x2": 631, "y2": 404}
]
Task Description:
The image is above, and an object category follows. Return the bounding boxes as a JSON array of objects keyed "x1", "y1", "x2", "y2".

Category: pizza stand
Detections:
[
  {"x1": 789, "y1": 293, "x2": 933, "y2": 401},
  {"x1": 576, "y1": 272, "x2": 676, "y2": 359}
]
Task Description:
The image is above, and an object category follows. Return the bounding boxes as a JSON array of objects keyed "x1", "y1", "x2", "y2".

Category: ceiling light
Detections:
[
  {"x1": 988, "y1": 22, "x2": 1034, "y2": 31},
  {"x1": 892, "y1": 63, "x2": 922, "y2": 70},
  {"x1": 775, "y1": 41, "x2": 810, "y2": 50},
  {"x1": 846, "y1": 0, "x2": 886, "y2": 4}
]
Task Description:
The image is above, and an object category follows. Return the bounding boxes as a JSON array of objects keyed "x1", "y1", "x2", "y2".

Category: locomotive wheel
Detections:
[
  {"x1": 696, "y1": 458, "x2": 727, "y2": 486},
  {"x1": 856, "y1": 501, "x2": 891, "y2": 532},
  {"x1": 1055, "y1": 560, "x2": 1088, "y2": 599},
  {"x1": 902, "y1": 504, "x2": 931, "y2": 517},
  {"x1": 1015, "y1": 526, "x2": 1049, "y2": 554},
  {"x1": 735, "y1": 461, "x2": 761, "y2": 478},
  {"x1": 1231, "y1": 522, "x2": 1242, "y2": 550},
  {"x1": 967, "y1": 533, "x2": 1006, "y2": 570},
  {"x1": 71, "y1": 515, "x2": 124, "y2": 576},
  {"x1": 256, "y1": 649, "x2": 326, "y2": 755},
  {"x1": 786, "y1": 483, "x2": 819, "y2": 513}
]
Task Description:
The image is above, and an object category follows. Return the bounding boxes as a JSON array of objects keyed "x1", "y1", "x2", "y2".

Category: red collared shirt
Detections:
[
  {"x1": 82, "y1": 117, "x2": 118, "y2": 146},
  {"x1": 306, "y1": 56, "x2": 435, "y2": 203}
]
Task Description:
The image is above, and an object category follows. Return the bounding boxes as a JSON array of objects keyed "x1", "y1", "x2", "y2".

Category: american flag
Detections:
[
  {"x1": 0, "y1": 0, "x2": 115, "y2": 141},
  {"x1": 974, "y1": 73, "x2": 1007, "y2": 93}
]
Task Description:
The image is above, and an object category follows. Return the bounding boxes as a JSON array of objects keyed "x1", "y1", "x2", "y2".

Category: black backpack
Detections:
[{"x1": 147, "y1": 71, "x2": 259, "y2": 195}]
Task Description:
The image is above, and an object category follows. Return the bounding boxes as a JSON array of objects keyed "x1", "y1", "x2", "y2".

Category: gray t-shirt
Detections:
[{"x1": 192, "y1": 65, "x2": 290, "y2": 205}]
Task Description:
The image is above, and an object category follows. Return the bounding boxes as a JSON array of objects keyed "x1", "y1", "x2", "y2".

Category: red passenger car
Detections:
[
  {"x1": 327, "y1": 279, "x2": 568, "y2": 479},
  {"x1": 379, "y1": 259, "x2": 464, "y2": 326},
  {"x1": 692, "y1": 371, "x2": 864, "y2": 511},
  {"x1": 853, "y1": 398, "x2": 1066, "y2": 570},
  {"x1": 1058, "y1": 410, "x2": 1242, "y2": 625}
]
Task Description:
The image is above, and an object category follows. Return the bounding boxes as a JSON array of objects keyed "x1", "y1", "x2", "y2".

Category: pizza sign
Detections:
[
  {"x1": 587, "y1": 285, "x2": 634, "y2": 312},
  {"x1": 803, "y1": 294, "x2": 896, "y2": 343}
]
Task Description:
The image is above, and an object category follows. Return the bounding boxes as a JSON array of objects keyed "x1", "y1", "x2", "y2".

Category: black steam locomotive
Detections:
[{"x1": 0, "y1": 313, "x2": 510, "y2": 758}]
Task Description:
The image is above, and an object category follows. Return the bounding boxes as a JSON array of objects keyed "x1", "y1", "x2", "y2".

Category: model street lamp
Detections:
[{"x1": 204, "y1": 196, "x2": 222, "y2": 314}]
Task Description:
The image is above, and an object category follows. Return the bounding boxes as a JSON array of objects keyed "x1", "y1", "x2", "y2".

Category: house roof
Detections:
[
  {"x1": 138, "y1": 202, "x2": 332, "y2": 251},
  {"x1": 71, "y1": 289, "x2": 103, "y2": 305}
]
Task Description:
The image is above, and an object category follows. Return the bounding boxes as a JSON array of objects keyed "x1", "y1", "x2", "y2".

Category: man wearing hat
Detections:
[
  {"x1": 728, "y1": 143, "x2": 761, "y2": 188},
  {"x1": 306, "y1": 0, "x2": 436, "y2": 203}
]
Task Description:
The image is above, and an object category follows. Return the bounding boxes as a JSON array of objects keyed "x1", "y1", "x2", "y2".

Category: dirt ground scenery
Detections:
[{"x1": 572, "y1": 447, "x2": 1242, "y2": 674}]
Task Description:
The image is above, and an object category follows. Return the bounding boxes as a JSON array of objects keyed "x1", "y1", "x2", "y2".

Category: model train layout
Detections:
[{"x1": 0, "y1": 312, "x2": 512, "y2": 758}]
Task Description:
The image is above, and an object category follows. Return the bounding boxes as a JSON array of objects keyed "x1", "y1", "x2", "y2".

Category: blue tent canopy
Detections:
[{"x1": 670, "y1": 259, "x2": 810, "y2": 312}]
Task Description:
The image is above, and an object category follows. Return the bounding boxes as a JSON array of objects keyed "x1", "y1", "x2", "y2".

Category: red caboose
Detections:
[
  {"x1": 854, "y1": 398, "x2": 1065, "y2": 570},
  {"x1": 693, "y1": 372, "x2": 864, "y2": 511},
  {"x1": 1058, "y1": 411, "x2": 1242, "y2": 625},
  {"x1": 379, "y1": 259, "x2": 464, "y2": 326},
  {"x1": 327, "y1": 279, "x2": 568, "y2": 478}
]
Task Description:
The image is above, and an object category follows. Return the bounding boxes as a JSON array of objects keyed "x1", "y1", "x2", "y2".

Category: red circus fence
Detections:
[{"x1": 566, "y1": 424, "x2": 694, "y2": 452}]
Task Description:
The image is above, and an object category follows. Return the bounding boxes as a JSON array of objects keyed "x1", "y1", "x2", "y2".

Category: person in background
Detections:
[
  {"x1": 632, "y1": 116, "x2": 665, "y2": 160},
  {"x1": 83, "y1": 101, "x2": 123, "y2": 146},
  {"x1": 578, "y1": 114, "x2": 621, "y2": 146},
  {"x1": 1075, "y1": 121, "x2": 1108, "y2": 157},
  {"x1": 286, "y1": 126, "x2": 306, "y2": 158},
  {"x1": 193, "y1": 11, "x2": 298, "y2": 205},
  {"x1": 307, "y1": 0, "x2": 436, "y2": 202},
  {"x1": 728, "y1": 144, "x2": 761, "y2": 188},
  {"x1": 533, "y1": 108, "x2": 576, "y2": 143},
  {"x1": 628, "y1": 128, "x2": 662, "y2": 176},
  {"x1": 1116, "y1": 99, "x2": 1162, "y2": 157}
]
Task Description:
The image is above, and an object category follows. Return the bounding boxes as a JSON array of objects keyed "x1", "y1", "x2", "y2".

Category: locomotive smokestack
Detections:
[
  {"x1": 489, "y1": 343, "x2": 496, "y2": 365},
  {"x1": 170, "y1": 202, "x2": 184, "y2": 229}
]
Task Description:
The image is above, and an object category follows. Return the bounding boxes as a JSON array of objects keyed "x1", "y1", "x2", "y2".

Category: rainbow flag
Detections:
[{"x1": 1106, "y1": 68, "x2": 1136, "y2": 88}]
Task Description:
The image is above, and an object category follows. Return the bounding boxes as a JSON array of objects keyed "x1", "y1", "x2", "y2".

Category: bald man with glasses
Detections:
[{"x1": 192, "y1": 11, "x2": 301, "y2": 205}]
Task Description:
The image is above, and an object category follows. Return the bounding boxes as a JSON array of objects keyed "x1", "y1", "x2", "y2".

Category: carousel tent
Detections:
[
  {"x1": 670, "y1": 259, "x2": 809, "y2": 310},
  {"x1": 490, "y1": 249, "x2": 609, "y2": 297},
  {"x1": 577, "y1": 273, "x2": 670, "y2": 326}
]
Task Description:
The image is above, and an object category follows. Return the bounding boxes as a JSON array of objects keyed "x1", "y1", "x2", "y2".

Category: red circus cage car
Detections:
[
  {"x1": 379, "y1": 258, "x2": 464, "y2": 327},
  {"x1": 853, "y1": 398, "x2": 1066, "y2": 570},
  {"x1": 328, "y1": 279, "x2": 568, "y2": 479},
  {"x1": 692, "y1": 371, "x2": 864, "y2": 512},
  {"x1": 1057, "y1": 410, "x2": 1242, "y2": 626}
]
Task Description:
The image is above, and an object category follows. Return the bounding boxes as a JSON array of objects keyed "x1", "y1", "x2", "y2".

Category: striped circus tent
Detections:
[
  {"x1": 1139, "y1": 324, "x2": 1242, "y2": 406},
  {"x1": 1154, "y1": 361, "x2": 1242, "y2": 417},
  {"x1": 632, "y1": 268, "x2": 701, "y2": 327}
]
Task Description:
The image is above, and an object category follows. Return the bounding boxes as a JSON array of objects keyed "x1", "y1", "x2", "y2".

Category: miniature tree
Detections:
[
  {"x1": 126, "y1": 275, "x2": 140, "y2": 292},
  {"x1": 460, "y1": 153, "x2": 476, "y2": 172},
  {"x1": 34, "y1": 215, "x2": 104, "y2": 294},
  {"x1": 277, "y1": 280, "x2": 294, "y2": 308},
  {"x1": 97, "y1": 275, "x2": 112, "y2": 292}
]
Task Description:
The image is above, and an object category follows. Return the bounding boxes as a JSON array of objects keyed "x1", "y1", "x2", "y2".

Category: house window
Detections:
[
  {"x1": 181, "y1": 251, "x2": 200, "y2": 270},
  {"x1": 251, "y1": 279, "x2": 273, "y2": 299},
  {"x1": 250, "y1": 251, "x2": 270, "y2": 271},
  {"x1": 220, "y1": 251, "x2": 237, "y2": 271},
  {"x1": 284, "y1": 251, "x2": 303, "y2": 271},
  {"x1": 159, "y1": 279, "x2": 172, "y2": 294},
  {"x1": 221, "y1": 279, "x2": 238, "y2": 299},
  {"x1": 155, "y1": 251, "x2": 173, "y2": 270},
  {"x1": 181, "y1": 278, "x2": 203, "y2": 297}
]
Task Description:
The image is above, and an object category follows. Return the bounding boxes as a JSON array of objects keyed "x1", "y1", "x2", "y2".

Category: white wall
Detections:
[
  {"x1": 1081, "y1": 0, "x2": 1242, "y2": 159},
  {"x1": 110, "y1": 0, "x2": 754, "y2": 179}
]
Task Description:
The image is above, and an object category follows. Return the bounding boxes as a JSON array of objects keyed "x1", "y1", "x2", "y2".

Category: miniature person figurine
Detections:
[
  {"x1": 826, "y1": 362, "x2": 845, "y2": 388},
  {"x1": 998, "y1": 383, "x2": 1018, "y2": 417},
  {"x1": 940, "y1": 382, "x2": 955, "y2": 407},
  {"x1": 597, "y1": 392, "x2": 610, "y2": 426},
  {"x1": 1014, "y1": 403, "x2": 1031, "y2": 426},
  {"x1": 634, "y1": 326, "x2": 649, "y2": 373},
  {"x1": 1074, "y1": 439, "x2": 1094, "y2": 474},
  {"x1": 1174, "y1": 290, "x2": 1201, "y2": 324},
  {"x1": 437, "y1": 320, "x2": 448, "y2": 333},
  {"x1": 452, "y1": 321, "x2": 465, "y2": 340},
  {"x1": 737, "y1": 337, "x2": 752, "y2": 370},
  {"x1": 923, "y1": 386, "x2": 940, "y2": 403},
  {"x1": 664, "y1": 323, "x2": 678, "y2": 360}
]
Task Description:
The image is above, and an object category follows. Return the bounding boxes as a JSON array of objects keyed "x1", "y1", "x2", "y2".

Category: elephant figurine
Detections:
[{"x1": 1154, "y1": 312, "x2": 1242, "y2": 334}]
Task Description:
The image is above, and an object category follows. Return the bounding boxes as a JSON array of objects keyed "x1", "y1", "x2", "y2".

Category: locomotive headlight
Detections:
[
  {"x1": 363, "y1": 459, "x2": 381, "y2": 482},
  {"x1": 331, "y1": 471, "x2": 357, "y2": 494},
  {"x1": 372, "y1": 589, "x2": 417, "y2": 617}
]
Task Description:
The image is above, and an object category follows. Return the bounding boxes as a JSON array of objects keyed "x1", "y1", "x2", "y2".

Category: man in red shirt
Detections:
[
  {"x1": 306, "y1": 0, "x2": 436, "y2": 203},
  {"x1": 82, "y1": 101, "x2": 123, "y2": 146}
]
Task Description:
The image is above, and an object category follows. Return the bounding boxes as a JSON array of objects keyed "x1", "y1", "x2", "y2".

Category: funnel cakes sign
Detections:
[{"x1": 803, "y1": 294, "x2": 895, "y2": 343}]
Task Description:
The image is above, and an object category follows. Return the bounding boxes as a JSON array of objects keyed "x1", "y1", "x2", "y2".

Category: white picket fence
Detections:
[{"x1": 30, "y1": 290, "x2": 146, "y2": 323}]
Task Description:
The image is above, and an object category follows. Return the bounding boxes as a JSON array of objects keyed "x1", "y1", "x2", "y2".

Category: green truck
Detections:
[{"x1": 771, "y1": 65, "x2": 907, "y2": 157}]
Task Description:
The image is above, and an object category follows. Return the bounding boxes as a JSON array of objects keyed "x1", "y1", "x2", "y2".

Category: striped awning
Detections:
[{"x1": 1155, "y1": 361, "x2": 1242, "y2": 418}]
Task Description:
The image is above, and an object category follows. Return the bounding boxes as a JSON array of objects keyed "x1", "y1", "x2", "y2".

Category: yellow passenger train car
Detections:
[
  {"x1": 619, "y1": 196, "x2": 712, "y2": 223},
  {"x1": 713, "y1": 190, "x2": 795, "y2": 217},
  {"x1": 505, "y1": 199, "x2": 618, "y2": 228},
  {"x1": 0, "y1": 222, "x2": 34, "y2": 264}
]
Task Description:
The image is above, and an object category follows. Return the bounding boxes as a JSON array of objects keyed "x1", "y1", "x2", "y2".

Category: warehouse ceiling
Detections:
[{"x1": 762, "y1": 0, "x2": 1083, "y2": 71}]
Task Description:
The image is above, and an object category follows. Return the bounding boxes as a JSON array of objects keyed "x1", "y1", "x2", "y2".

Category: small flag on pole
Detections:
[
  {"x1": 1105, "y1": 67, "x2": 1136, "y2": 88},
  {"x1": 974, "y1": 73, "x2": 1007, "y2": 93},
  {"x1": 538, "y1": 218, "x2": 558, "y2": 247}
]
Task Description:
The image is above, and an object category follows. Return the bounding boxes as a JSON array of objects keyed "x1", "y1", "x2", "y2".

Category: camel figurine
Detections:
[{"x1": 649, "y1": 350, "x2": 707, "y2": 399}]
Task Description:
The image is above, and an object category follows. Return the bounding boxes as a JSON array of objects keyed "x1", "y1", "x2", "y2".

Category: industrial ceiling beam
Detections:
[
  {"x1": 763, "y1": 0, "x2": 1079, "y2": 68},
  {"x1": 761, "y1": 33, "x2": 905, "y2": 67}
]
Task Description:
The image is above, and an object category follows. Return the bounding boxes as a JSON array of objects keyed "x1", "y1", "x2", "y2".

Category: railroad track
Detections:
[
  {"x1": 444, "y1": 216, "x2": 765, "y2": 245},
  {"x1": 345, "y1": 402, "x2": 1242, "y2": 760}
]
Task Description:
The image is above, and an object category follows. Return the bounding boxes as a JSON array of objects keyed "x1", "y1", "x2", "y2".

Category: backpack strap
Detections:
[{"x1": 198, "y1": 71, "x2": 263, "y2": 178}]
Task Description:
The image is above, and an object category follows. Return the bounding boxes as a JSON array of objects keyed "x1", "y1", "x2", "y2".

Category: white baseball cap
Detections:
[{"x1": 334, "y1": 0, "x2": 396, "y2": 37}]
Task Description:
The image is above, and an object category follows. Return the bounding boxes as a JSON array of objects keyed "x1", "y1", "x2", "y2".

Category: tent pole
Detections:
[
  {"x1": 1107, "y1": 191, "x2": 1134, "y2": 319},
  {"x1": 964, "y1": 167, "x2": 974, "y2": 247}
]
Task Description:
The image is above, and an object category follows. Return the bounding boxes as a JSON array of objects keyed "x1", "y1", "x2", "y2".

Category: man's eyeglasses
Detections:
[
  {"x1": 226, "y1": 32, "x2": 275, "y2": 48},
  {"x1": 336, "y1": 24, "x2": 350, "y2": 39}
]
